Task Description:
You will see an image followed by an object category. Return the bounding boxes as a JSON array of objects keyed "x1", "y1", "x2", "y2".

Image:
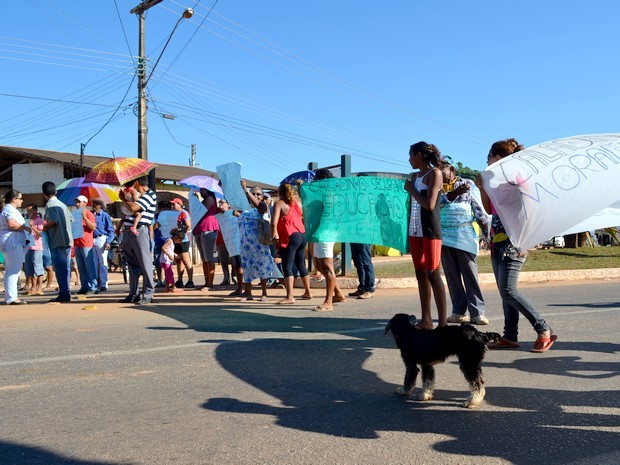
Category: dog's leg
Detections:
[
  {"x1": 459, "y1": 355, "x2": 485, "y2": 408},
  {"x1": 396, "y1": 364, "x2": 418, "y2": 396},
  {"x1": 417, "y1": 364, "x2": 435, "y2": 401}
]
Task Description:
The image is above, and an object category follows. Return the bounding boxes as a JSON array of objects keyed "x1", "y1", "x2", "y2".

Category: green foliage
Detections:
[{"x1": 455, "y1": 161, "x2": 480, "y2": 181}]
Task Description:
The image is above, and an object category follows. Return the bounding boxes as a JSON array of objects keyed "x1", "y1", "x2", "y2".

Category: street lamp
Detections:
[{"x1": 130, "y1": 1, "x2": 194, "y2": 160}]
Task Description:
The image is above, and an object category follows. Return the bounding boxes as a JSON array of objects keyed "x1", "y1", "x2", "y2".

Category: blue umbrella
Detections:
[{"x1": 280, "y1": 170, "x2": 315, "y2": 185}]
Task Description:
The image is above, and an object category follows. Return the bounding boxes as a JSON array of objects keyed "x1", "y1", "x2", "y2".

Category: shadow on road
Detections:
[
  {"x1": 139, "y1": 304, "x2": 619, "y2": 464},
  {"x1": 0, "y1": 441, "x2": 117, "y2": 465}
]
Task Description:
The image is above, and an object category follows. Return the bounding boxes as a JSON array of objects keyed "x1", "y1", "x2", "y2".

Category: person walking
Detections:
[
  {"x1": 0, "y1": 190, "x2": 34, "y2": 305},
  {"x1": 271, "y1": 182, "x2": 312, "y2": 305},
  {"x1": 91, "y1": 199, "x2": 115, "y2": 292},
  {"x1": 118, "y1": 176, "x2": 157, "y2": 305},
  {"x1": 440, "y1": 162, "x2": 490, "y2": 325},
  {"x1": 170, "y1": 197, "x2": 195, "y2": 289},
  {"x1": 477, "y1": 138, "x2": 557, "y2": 352},
  {"x1": 404, "y1": 141, "x2": 447, "y2": 330},
  {"x1": 41, "y1": 181, "x2": 74, "y2": 303},
  {"x1": 74, "y1": 195, "x2": 98, "y2": 295}
]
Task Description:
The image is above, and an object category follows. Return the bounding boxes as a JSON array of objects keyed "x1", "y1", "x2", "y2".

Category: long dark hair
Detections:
[
  {"x1": 410, "y1": 141, "x2": 443, "y2": 167},
  {"x1": 4, "y1": 189, "x2": 21, "y2": 204},
  {"x1": 489, "y1": 138, "x2": 524, "y2": 159}
]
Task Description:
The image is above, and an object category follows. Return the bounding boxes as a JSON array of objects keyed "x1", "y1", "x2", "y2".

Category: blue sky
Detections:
[{"x1": 2, "y1": 1, "x2": 619, "y2": 186}]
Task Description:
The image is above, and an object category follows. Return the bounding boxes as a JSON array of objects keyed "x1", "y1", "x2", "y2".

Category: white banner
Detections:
[{"x1": 481, "y1": 134, "x2": 620, "y2": 250}]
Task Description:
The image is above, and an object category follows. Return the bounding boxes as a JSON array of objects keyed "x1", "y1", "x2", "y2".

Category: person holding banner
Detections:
[
  {"x1": 237, "y1": 180, "x2": 275, "y2": 301},
  {"x1": 440, "y1": 162, "x2": 490, "y2": 325},
  {"x1": 271, "y1": 182, "x2": 313, "y2": 305},
  {"x1": 303, "y1": 169, "x2": 346, "y2": 311},
  {"x1": 477, "y1": 138, "x2": 557, "y2": 352},
  {"x1": 404, "y1": 142, "x2": 447, "y2": 330}
]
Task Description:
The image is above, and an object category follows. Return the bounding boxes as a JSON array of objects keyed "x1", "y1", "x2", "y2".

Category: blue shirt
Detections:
[{"x1": 94, "y1": 210, "x2": 115, "y2": 244}]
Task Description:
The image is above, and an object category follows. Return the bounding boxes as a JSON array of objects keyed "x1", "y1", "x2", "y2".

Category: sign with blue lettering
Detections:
[{"x1": 480, "y1": 134, "x2": 620, "y2": 250}]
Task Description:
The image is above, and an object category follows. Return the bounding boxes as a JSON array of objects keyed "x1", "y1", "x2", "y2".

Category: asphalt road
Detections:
[{"x1": 0, "y1": 280, "x2": 618, "y2": 465}]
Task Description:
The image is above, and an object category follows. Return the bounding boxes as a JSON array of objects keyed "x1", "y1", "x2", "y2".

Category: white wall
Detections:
[{"x1": 13, "y1": 163, "x2": 65, "y2": 194}]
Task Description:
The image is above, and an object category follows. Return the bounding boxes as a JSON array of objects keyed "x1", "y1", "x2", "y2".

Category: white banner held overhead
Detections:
[{"x1": 480, "y1": 134, "x2": 620, "y2": 250}]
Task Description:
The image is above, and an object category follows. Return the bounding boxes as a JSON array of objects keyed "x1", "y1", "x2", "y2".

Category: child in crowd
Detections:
[
  {"x1": 25, "y1": 203, "x2": 45, "y2": 295},
  {"x1": 121, "y1": 185, "x2": 142, "y2": 236},
  {"x1": 159, "y1": 228, "x2": 186, "y2": 293}
]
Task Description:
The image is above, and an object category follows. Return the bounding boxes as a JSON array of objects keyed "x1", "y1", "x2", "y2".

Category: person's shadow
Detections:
[{"x1": 141, "y1": 305, "x2": 619, "y2": 464}]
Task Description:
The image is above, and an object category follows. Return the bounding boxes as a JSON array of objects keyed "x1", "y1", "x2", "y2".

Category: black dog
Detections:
[{"x1": 385, "y1": 313, "x2": 501, "y2": 408}]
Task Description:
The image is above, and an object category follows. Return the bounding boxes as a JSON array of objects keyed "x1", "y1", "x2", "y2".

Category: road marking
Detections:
[{"x1": 0, "y1": 307, "x2": 617, "y2": 368}]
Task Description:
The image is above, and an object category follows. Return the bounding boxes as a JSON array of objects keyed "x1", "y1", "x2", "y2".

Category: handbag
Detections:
[{"x1": 257, "y1": 214, "x2": 272, "y2": 245}]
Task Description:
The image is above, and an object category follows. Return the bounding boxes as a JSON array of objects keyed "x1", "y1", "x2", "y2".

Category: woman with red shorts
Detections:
[{"x1": 404, "y1": 141, "x2": 447, "y2": 330}]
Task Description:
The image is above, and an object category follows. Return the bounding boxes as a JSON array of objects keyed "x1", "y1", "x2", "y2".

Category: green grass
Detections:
[{"x1": 372, "y1": 246, "x2": 620, "y2": 279}]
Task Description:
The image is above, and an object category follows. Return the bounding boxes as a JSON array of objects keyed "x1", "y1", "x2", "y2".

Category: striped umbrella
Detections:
[{"x1": 56, "y1": 177, "x2": 120, "y2": 206}]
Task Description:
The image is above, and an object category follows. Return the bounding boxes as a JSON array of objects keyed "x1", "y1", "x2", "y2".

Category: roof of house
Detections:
[{"x1": 0, "y1": 146, "x2": 275, "y2": 190}]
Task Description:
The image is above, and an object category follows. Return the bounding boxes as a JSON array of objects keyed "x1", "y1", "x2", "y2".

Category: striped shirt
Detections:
[{"x1": 123, "y1": 188, "x2": 157, "y2": 228}]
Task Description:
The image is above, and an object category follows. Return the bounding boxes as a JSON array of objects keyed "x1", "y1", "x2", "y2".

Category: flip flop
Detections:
[
  {"x1": 530, "y1": 334, "x2": 557, "y2": 353},
  {"x1": 333, "y1": 296, "x2": 346, "y2": 303},
  {"x1": 313, "y1": 304, "x2": 333, "y2": 312},
  {"x1": 275, "y1": 300, "x2": 295, "y2": 305},
  {"x1": 299, "y1": 295, "x2": 313, "y2": 300},
  {"x1": 259, "y1": 296, "x2": 269, "y2": 302}
]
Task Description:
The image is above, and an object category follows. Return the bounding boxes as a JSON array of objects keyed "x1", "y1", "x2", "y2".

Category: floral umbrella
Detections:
[
  {"x1": 179, "y1": 175, "x2": 225, "y2": 198},
  {"x1": 85, "y1": 157, "x2": 156, "y2": 185},
  {"x1": 280, "y1": 170, "x2": 315, "y2": 185},
  {"x1": 56, "y1": 177, "x2": 120, "y2": 206}
]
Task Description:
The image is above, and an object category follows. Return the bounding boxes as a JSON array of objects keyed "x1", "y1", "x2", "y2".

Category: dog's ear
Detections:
[
  {"x1": 408, "y1": 315, "x2": 417, "y2": 327},
  {"x1": 384, "y1": 317, "x2": 393, "y2": 335}
]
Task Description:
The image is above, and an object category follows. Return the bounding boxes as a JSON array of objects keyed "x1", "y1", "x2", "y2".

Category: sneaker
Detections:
[
  {"x1": 175, "y1": 280, "x2": 183, "y2": 288},
  {"x1": 471, "y1": 315, "x2": 489, "y2": 325},
  {"x1": 447, "y1": 313, "x2": 470, "y2": 324},
  {"x1": 136, "y1": 297, "x2": 154, "y2": 305},
  {"x1": 49, "y1": 296, "x2": 71, "y2": 303},
  {"x1": 184, "y1": 281, "x2": 195, "y2": 289},
  {"x1": 348, "y1": 289, "x2": 364, "y2": 297},
  {"x1": 358, "y1": 291, "x2": 375, "y2": 299},
  {"x1": 487, "y1": 337, "x2": 520, "y2": 349},
  {"x1": 118, "y1": 295, "x2": 140, "y2": 304},
  {"x1": 155, "y1": 281, "x2": 165, "y2": 288},
  {"x1": 219, "y1": 279, "x2": 231, "y2": 286},
  {"x1": 98, "y1": 287, "x2": 108, "y2": 292}
]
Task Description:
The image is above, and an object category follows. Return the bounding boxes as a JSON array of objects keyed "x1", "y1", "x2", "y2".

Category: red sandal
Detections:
[{"x1": 530, "y1": 334, "x2": 557, "y2": 353}]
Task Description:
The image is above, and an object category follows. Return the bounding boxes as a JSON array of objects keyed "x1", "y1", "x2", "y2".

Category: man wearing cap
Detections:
[
  {"x1": 74, "y1": 195, "x2": 98, "y2": 295},
  {"x1": 91, "y1": 199, "x2": 115, "y2": 292},
  {"x1": 170, "y1": 197, "x2": 194, "y2": 288}
]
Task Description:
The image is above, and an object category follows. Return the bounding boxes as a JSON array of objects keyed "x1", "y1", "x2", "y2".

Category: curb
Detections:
[{"x1": 302, "y1": 268, "x2": 620, "y2": 290}]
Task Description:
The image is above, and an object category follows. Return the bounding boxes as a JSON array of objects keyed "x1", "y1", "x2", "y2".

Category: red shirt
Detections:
[{"x1": 74, "y1": 209, "x2": 95, "y2": 248}]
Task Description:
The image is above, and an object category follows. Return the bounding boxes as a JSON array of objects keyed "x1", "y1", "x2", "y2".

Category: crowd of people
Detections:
[{"x1": 0, "y1": 140, "x2": 558, "y2": 353}]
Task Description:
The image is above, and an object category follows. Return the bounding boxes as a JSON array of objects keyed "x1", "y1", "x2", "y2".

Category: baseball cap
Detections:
[
  {"x1": 170, "y1": 198, "x2": 184, "y2": 206},
  {"x1": 263, "y1": 192, "x2": 271, "y2": 199},
  {"x1": 75, "y1": 195, "x2": 88, "y2": 203}
]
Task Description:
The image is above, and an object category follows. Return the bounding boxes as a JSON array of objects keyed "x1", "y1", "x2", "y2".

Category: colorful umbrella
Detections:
[
  {"x1": 179, "y1": 175, "x2": 225, "y2": 198},
  {"x1": 56, "y1": 177, "x2": 120, "y2": 206},
  {"x1": 85, "y1": 157, "x2": 156, "y2": 185},
  {"x1": 280, "y1": 170, "x2": 315, "y2": 185}
]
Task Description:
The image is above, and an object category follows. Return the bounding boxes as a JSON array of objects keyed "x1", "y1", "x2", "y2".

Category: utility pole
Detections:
[
  {"x1": 131, "y1": 0, "x2": 162, "y2": 160},
  {"x1": 190, "y1": 144, "x2": 196, "y2": 167}
]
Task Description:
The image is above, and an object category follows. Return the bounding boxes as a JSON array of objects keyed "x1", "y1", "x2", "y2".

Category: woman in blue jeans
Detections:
[{"x1": 477, "y1": 138, "x2": 557, "y2": 353}]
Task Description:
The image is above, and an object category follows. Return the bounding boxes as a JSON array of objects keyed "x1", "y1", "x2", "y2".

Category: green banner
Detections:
[{"x1": 299, "y1": 176, "x2": 410, "y2": 252}]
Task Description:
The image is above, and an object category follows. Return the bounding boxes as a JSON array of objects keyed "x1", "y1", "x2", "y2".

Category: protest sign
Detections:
[
  {"x1": 188, "y1": 189, "x2": 207, "y2": 225},
  {"x1": 215, "y1": 211, "x2": 241, "y2": 257},
  {"x1": 299, "y1": 176, "x2": 410, "y2": 252},
  {"x1": 156, "y1": 210, "x2": 179, "y2": 237},
  {"x1": 216, "y1": 162, "x2": 250, "y2": 211},
  {"x1": 480, "y1": 134, "x2": 620, "y2": 250},
  {"x1": 71, "y1": 209, "x2": 84, "y2": 240}
]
